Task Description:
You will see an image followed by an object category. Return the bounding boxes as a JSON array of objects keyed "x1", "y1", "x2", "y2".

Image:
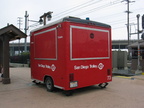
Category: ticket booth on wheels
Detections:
[{"x1": 30, "y1": 17, "x2": 112, "y2": 95}]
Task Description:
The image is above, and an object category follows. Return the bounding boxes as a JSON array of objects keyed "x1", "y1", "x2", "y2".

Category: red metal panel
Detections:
[
  {"x1": 71, "y1": 26, "x2": 110, "y2": 60},
  {"x1": 34, "y1": 28, "x2": 57, "y2": 59},
  {"x1": 64, "y1": 22, "x2": 112, "y2": 90}
]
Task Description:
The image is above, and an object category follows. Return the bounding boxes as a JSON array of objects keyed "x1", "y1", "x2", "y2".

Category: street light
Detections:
[
  {"x1": 39, "y1": 18, "x2": 43, "y2": 25},
  {"x1": 39, "y1": 11, "x2": 53, "y2": 25}
]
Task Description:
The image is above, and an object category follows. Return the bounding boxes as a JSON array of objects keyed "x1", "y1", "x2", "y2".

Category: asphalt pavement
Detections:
[{"x1": 0, "y1": 67, "x2": 144, "y2": 108}]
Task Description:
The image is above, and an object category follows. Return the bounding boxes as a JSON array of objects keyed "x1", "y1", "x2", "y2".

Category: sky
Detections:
[{"x1": 0, "y1": 0, "x2": 144, "y2": 43}]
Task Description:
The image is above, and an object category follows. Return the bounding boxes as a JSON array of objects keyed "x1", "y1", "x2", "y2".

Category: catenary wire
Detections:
[{"x1": 53, "y1": 0, "x2": 104, "y2": 19}]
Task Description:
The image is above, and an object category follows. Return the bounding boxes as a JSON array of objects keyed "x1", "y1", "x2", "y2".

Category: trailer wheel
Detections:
[
  {"x1": 98, "y1": 83, "x2": 108, "y2": 88},
  {"x1": 45, "y1": 77, "x2": 54, "y2": 92}
]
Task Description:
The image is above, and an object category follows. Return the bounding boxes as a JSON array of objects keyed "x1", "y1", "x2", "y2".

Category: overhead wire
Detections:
[
  {"x1": 75, "y1": 0, "x2": 122, "y2": 16},
  {"x1": 30, "y1": 0, "x2": 143, "y2": 32},
  {"x1": 107, "y1": 17, "x2": 136, "y2": 24},
  {"x1": 94, "y1": 12, "x2": 124, "y2": 20},
  {"x1": 29, "y1": 0, "x2": 122, "y2": 30},
  {"x1": 53, "y1": 0, "x2": 97, "y2": 16},
  {"x1": 52, "y1": 0, "x2": 104, "y2": 19},
  {"x1": 113, "y1": 26, "x2": 126, "y2": 29},
  {"x1": 92, "y1": 7, "x2": 144, "y2": 21}
]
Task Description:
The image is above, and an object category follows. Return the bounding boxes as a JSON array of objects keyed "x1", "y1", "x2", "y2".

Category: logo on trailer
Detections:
[
  {"x1": 107, "y1": 76, "x2": 111, "y2": 80},
  {"x1": 74, "y1": 63, "x2": 104, "y2": 70},
  {"x1": 51, "y1": 64, "x2": 56, "y2": 71},
  {"x1": 98, "y1": 63, "x2": 104, "y2": 70},
  {"x1": 38, "y1": 64, "x2": 56, "y2": 71}
]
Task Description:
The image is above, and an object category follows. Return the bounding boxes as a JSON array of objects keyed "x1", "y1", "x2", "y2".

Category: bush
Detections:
[{"x1": 10, "y1": 52, "x2": 30, "y2": 64}]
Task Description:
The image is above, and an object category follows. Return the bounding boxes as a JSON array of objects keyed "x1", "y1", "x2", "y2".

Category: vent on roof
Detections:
[{"x1": 65, "y1": 16, "x2": 80, "y2": 19}]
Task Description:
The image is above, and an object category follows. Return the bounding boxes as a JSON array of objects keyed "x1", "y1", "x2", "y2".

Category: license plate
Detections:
[{"x1": 70, "y1": 81, "x2": 78, "y2": 88}]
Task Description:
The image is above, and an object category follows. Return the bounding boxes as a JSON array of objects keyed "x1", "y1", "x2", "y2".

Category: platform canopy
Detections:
[
  {"x1": 128, "y1": 40, "x2": 144, "y2": 48},
  {"x1": 0, "y1": 24, "x2": 27, "y2": 84},
  {"x1": 0, "y1": 24, "x2": 27, "y2": 41}
]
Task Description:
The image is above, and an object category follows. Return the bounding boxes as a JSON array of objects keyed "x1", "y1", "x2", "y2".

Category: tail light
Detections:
[
  {"x1": 69, "y1": 73, "x2": 78, "y2": 88},
  {"x1": 107, "y1": 69, "x2": 111, "y2": 75},
  {"x1": 69, "y1": 73, "x2": 74, "y2": 81},
  {"x1": 107, "y1": 69, "x2": 112, "y2": 80}
]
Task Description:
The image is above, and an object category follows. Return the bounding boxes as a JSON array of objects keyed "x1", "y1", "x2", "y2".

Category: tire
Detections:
[
  {"x1": 98, "y1": 82, "x2": 108, "y2": 88},
  {"x1": 45, "y1": 77, "x2": 54, "y2": 92}
]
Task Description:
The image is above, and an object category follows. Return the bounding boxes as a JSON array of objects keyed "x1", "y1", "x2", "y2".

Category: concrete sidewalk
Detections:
[{"x1": 0, "y1": 68, "x2": 144, "y2": 108}]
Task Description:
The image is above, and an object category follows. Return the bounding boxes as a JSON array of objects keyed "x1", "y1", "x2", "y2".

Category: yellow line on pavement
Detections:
[
  {"x1": 115, "y1": 76, "x2": 144, "y2": 80},
  {"x1": 115, "y1": 76, "x2": 132, "y2": 79}
]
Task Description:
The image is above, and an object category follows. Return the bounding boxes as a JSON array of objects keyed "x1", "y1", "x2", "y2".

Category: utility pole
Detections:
[
  {"x1": 136, "y1": 14, "x2": 142, "y2": 74},
  {"x1": 24, "y1": 11, "x2": 28, "y2": 52},
  {"x1": 122, "y1": 0, "x2": 135, "y2": 45},
  {"x1": 17, "y1": 17, "x2": 23, "y2": 30},
  {"x1": 17, "y1": 17, "x2": 23, "y2": 55},
  {"x1": 142, "y1": 15, "x2": 144, "y2": 40},
  {"x1": 23, "y1": 11, "x2": 52, "y2": 53}
]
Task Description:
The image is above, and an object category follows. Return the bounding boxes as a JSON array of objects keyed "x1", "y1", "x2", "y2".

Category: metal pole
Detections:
[
  {"x1": 122, "y1": 0, "x2": 135, "y2": 45},
  {"x1": 136, "y1": 14, "x2": 141, "y2": 73},
  {"x1": 24, "y1": 11, "x2": 28, "y2": 52},
  {"x1": 127, "y1": 0, "x2": 130, "y2": 45},
  {"x1": 44, "y1": 14, "x2": 46, "y2": 25},
  {"x1": 0, "y1": 40, "x2": 3, "y2": 73},
  {"x1": 17, "y1": 17, "x2": 22, "y2": 55}
]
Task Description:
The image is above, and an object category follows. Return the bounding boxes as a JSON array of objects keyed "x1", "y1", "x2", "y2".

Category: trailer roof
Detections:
[{"x1": 31, "y1": 16, "x2": 111, "y2": 32}]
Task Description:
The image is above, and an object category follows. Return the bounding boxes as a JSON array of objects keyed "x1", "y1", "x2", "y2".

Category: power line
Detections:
[
  {"x1": 106, "y1": 17, "x2": 136, "y2": 25},
  {"x1": 75, "y1": 0, "x2": 121, "y2": 16},
  {"x1": 113, "y1": 26, "x2": 126, "y2": 29},
  {"x1": 94, "y1": 12, "x2": 124, "y2": 20},
  {"x1": 54, "y1": 0, "x2": 95, "y2": 16},
  {"x1": 52, "y1": 0, "x2": 122, "y2": 21},
  {"x1": 53, "y1": 0, "x2": 103, "y2": 19},
  {"x1": 28, "y1": 0, "x2": 140, "y2": 32},
  {"x1": 94, "y1": 7, "x2": 144, "y2": 21}
]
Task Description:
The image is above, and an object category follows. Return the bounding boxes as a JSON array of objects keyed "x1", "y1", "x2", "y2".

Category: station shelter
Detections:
[
  {"x1": 0, "y1": 24, "x2": 27, "y2": 84},
  {"x1": 128, "y1": 40, "x2": 144, "y2": 74}
]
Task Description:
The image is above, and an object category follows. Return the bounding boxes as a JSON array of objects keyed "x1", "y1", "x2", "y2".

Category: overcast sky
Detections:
[{"x1": 0, "y1": 0, "x2": 144, "y2": 42}]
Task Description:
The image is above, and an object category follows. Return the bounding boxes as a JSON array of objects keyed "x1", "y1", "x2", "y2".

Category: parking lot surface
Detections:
[{"x1": 0, "y1": 68, "x2": 144, "y2": 108}]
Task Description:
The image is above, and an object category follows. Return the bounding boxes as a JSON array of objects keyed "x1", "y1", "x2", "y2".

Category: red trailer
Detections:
[{"x1": 30, "y1": 17, "x2": 112, "y2": 95}]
